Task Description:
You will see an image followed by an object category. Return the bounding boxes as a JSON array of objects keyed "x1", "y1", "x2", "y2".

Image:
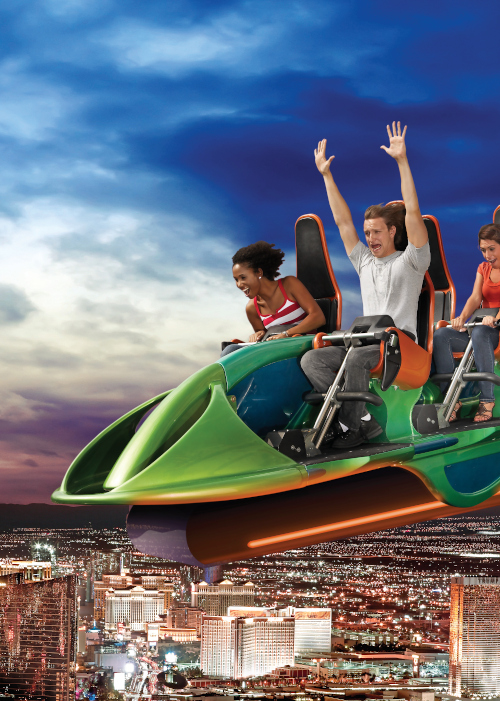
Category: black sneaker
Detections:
[
  {"x1": 331, "y1": 427, "x2": 365, "y2": 450},
  {"x1": 360, "y1": 416, "x2": 383, "y2": 440},
  {"x1": 321, "y1": 421, "x2": 341, "y2": 446}
]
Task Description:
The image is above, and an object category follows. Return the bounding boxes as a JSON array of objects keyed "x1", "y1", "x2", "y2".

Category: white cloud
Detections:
[
  {"x1": 0, "y1": 197, "x2": 251, "y2": 406},
  {"x1": 94, "y1": 2, "x2": 381, "y2": 79},
  {"x1": 0, "y1": 60, "x2": 79, "y2": 140}
]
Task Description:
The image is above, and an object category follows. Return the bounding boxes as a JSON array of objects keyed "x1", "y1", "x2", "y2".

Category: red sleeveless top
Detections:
[
  {"x1": 478, "y1": 262, "x2": 500, "y2": 308},
  {"x1": 253, "y1": 280, "x2": 307, "y2": 329}
]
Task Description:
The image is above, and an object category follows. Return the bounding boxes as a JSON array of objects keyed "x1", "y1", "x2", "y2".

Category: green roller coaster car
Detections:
[{"x1": 51, "y1": 211, "x2": 500, "y2": 565}]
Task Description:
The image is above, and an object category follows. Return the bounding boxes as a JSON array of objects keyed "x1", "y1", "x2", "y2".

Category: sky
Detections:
[{"x1": 0, "y1": 0, "x2": 499, "y2": 503}]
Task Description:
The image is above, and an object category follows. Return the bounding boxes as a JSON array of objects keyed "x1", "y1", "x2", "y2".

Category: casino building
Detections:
[
  {"x1": 0, "y1": 575, "x2": 77, "y2": 700},
  {"x1": 201, "y1": 615, "x2": 295, "y2": 678},
  {"x1": 449, "y1": 576, "x2": 500, "y2": 697}
]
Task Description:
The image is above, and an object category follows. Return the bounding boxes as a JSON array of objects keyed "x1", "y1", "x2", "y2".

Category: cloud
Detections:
[
  {"x1": 94, "y1": 1, "x2": 381, "y2": 80},
  {"x1": 0, "y1": 0, "x2": 497, "y2": 506},
  {"x1": 0, "y1": 60, "x2": 78, "y2": 141},
  {"x1": 0, "y1": 284, "x2": 35, "y2": 323}
]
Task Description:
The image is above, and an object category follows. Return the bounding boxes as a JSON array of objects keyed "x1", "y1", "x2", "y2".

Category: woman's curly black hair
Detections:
[{"x1": 232, "y1": 241, "x2": 285, "y2": 280}]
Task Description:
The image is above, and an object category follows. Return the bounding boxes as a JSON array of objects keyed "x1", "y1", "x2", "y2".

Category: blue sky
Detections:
[{"x1": 0, "y1": 0, "x2": 499, "y2": 502}]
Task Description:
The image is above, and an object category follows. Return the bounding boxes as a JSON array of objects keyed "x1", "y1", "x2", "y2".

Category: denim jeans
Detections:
[
  {"x1": 300, "y1": 345, "x2": 381, "y2": 430},
  {"x1": 433, "y1": 324, "x2": 500, "y2": 402}
]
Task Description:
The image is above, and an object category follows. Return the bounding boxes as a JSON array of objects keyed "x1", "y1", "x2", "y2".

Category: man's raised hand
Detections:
[
  {"x1": 314, "y1": 139, "x2": 335, "y2": 175},
  {"x1": 380, "y1": 121, "x2": 407, "y2": 162}
]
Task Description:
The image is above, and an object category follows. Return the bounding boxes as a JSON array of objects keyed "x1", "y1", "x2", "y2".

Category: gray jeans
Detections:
[{"x1": 301, "y1": 345, "x2": 380, "y2": 430}]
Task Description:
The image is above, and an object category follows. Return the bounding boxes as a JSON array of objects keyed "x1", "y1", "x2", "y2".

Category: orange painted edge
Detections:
[
  {"x1": 493, "y1": 205, "x2": 500, "y2": 224},
  {"x1": 295, "y1": 214, "x2": 342, "y2": 330},
  {"x1": 313, "y1": 332, "x2": 332, "y2": 349},
  {"x1": 436, "y1": 320, "x2": 450, "y2": 330},
  {"x1": 384, "y1": 205, "x2": 455, "y2": 319},
  {"x1": 248, "y1": 501, "x2": 445, "y2": 548},
  {"x1": 384, "y1": 327, "x2": 431, "y2": 390},
  {"x1": 422, "y1": 271, "x2": 436, "y2": 354},
  {"x1": 422, "y1": 214, "x2": 456, "y2": 318},
  {"x1": 248, "y1": 488, "x2": 500, "y2": 550},
  {"x1": 370, "y1": 341, "x2": 384, "y2": 377}
]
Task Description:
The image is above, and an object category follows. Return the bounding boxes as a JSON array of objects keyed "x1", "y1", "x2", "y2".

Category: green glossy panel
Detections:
[
  {"x1": 54, "y1": 382, "x2": 306, "y2": 504},
  {"x1": 58, "y1": 390, "x2": 171, "y2": 497},
  {"x1": 368, "y1": 380, "x2": 422, "y2": 442},
  {"x1": 219, "y1": 337, "x2": 313, "y2": 391},
  {"x1": 410, "y1": 424, "x2": 500, "y2": 507},
  {"x1": 111, "y1": 382, "x2": 305, "y2": 497},
  {"x1": 103, "y1": 363, "x2": 226, "y2": 490}
]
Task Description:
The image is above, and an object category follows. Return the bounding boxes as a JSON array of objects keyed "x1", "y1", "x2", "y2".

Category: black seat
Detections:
[
  {"x1": 493, "y1": 205, "x2": 500, "y2": 226},
  {"x1": 423, "y1": 215, "x2": 456, "y2": 324},
  {"x1": 295, "y1": 214, "x2": 342, "y2": 332}
]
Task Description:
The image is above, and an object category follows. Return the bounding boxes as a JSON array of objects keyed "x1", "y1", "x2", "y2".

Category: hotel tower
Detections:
[{"x1": 450, "y1": 576, "x2": 500, "y2": 697}]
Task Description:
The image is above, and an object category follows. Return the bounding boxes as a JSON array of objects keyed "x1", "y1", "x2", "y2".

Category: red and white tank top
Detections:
[{"x1": 253, "y1": 279, "x2": 307, "y2": 329}]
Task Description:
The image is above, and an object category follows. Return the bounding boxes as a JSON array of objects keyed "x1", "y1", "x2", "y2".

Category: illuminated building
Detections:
[
  {"x1": 167, "y1": 602, "x2": 204, "y2": 635},
  {"x1": 449, "y1": 576, "x2": 500, "y2": 697},
  {"x1": 201, "y1": 615, "x2": 294, "y2": 678},
  {"x1": 192, "y1": 580, "x2": 255, "y2": 616},
  {"x1": 281, "y1": 607, "x2": 332, "y2": 655},
  {"x1": 147, "y1": 622, "x2": 198, "y2": 642},
  {"x1": 104, "y1": 586, "x2": 165, "y2": 632},
  {"x1": 0, "y1": 575, "x2": 77, "y2": 700},
  {"x1": 228, "y1": 606, "x2": 270, "y2": 618},
  {"x1": 0, "y1": 559, "x2": 51, "y2": 581},
  {"x1": 227, "y1": 606, "x2": 332, "y2": 655},
  {"x1": 94, "y1": 574, "x2": 174, "y2": 620}
]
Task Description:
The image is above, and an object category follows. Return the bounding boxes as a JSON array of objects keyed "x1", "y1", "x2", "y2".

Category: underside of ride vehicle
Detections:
[{"x1": 52, "y1": 207, "x2": 500, "y2": 566}]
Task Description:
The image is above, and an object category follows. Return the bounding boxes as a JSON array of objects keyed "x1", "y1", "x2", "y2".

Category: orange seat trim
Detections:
[
  {"x1": 375, "y1": 328, "x2": 431, "y2": 390},
  {"x1": 295, "y1": 214, "x2": 342, "y2": 330},
  {"x1": 313, "y1": 332, "x2": 332, "y2": 349}
]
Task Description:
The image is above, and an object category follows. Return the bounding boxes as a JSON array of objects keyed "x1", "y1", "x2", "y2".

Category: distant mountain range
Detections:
[{"x1": 0, "y1": 503, "x2": 129, "y2": 530}]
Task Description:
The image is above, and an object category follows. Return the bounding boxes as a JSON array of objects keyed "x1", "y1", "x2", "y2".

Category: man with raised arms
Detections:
[{"x1": 301, "y1": 122, "x2": 431, "y2": 449}]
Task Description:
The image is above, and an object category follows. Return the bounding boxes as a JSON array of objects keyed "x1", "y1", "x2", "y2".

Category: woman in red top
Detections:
[
  {"x1": 222, "y1": 241, "x2": 325, "y2": 356},
  {"x1": 433, "y1": 223, "x2": 500, "y2": 422}
]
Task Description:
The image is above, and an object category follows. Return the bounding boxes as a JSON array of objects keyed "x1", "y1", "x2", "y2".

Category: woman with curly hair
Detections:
[{"x1": 222, "y1": 240, "x2": 325, "y2": 356}]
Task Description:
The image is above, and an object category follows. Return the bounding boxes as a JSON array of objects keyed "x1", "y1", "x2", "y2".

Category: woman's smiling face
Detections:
[
  {"x1": 479, "y1": 239, "x2": 500, "y2": 269},
  {"x1": 232, "y1": 263, "x2": 262, "y2": 299}
]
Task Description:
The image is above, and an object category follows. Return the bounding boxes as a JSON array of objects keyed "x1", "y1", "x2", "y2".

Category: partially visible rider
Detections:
[
  {"x1": 301, "y1": 122, "x2": 430, "y2": 449},
  {"x1": 222, "y1": 241, "x2": 325, "y2": 356},
  {"x1": 433, "y1": 223, "x2": 500, "y2": 423}
]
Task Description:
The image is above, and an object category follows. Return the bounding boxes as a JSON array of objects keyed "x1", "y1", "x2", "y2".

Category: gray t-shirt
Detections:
[{"x1": 348, "y1": 240, "x2": 431, "y2": 339}]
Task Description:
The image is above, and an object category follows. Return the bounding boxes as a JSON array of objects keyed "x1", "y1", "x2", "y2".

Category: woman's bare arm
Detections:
[
  {"x1": 451, "y1": 272, "x2": 483, "y2": 329},
  {"x1": 266, "y1": 277, "x2": 326, "y2": 339},
  {"x1": 245, "y1": 302, "x2": 266, "y2": 342}
]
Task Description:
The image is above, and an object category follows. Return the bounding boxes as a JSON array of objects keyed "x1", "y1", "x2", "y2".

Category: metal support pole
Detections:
[
  {"x1": 313, "y1": 348, "x2": 352, "y2": 449},
  {"x1": 437, "y1": 338, "x2": 474, "y2": 427}
]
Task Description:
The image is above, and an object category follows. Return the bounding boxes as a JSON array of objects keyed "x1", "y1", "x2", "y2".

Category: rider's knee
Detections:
[
  {"x1": 300, "y1": 349, "x2": 314, "y2": 372},
  {"x1": 471, "y1": 324, "x2": 493, "y2": 339}
]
